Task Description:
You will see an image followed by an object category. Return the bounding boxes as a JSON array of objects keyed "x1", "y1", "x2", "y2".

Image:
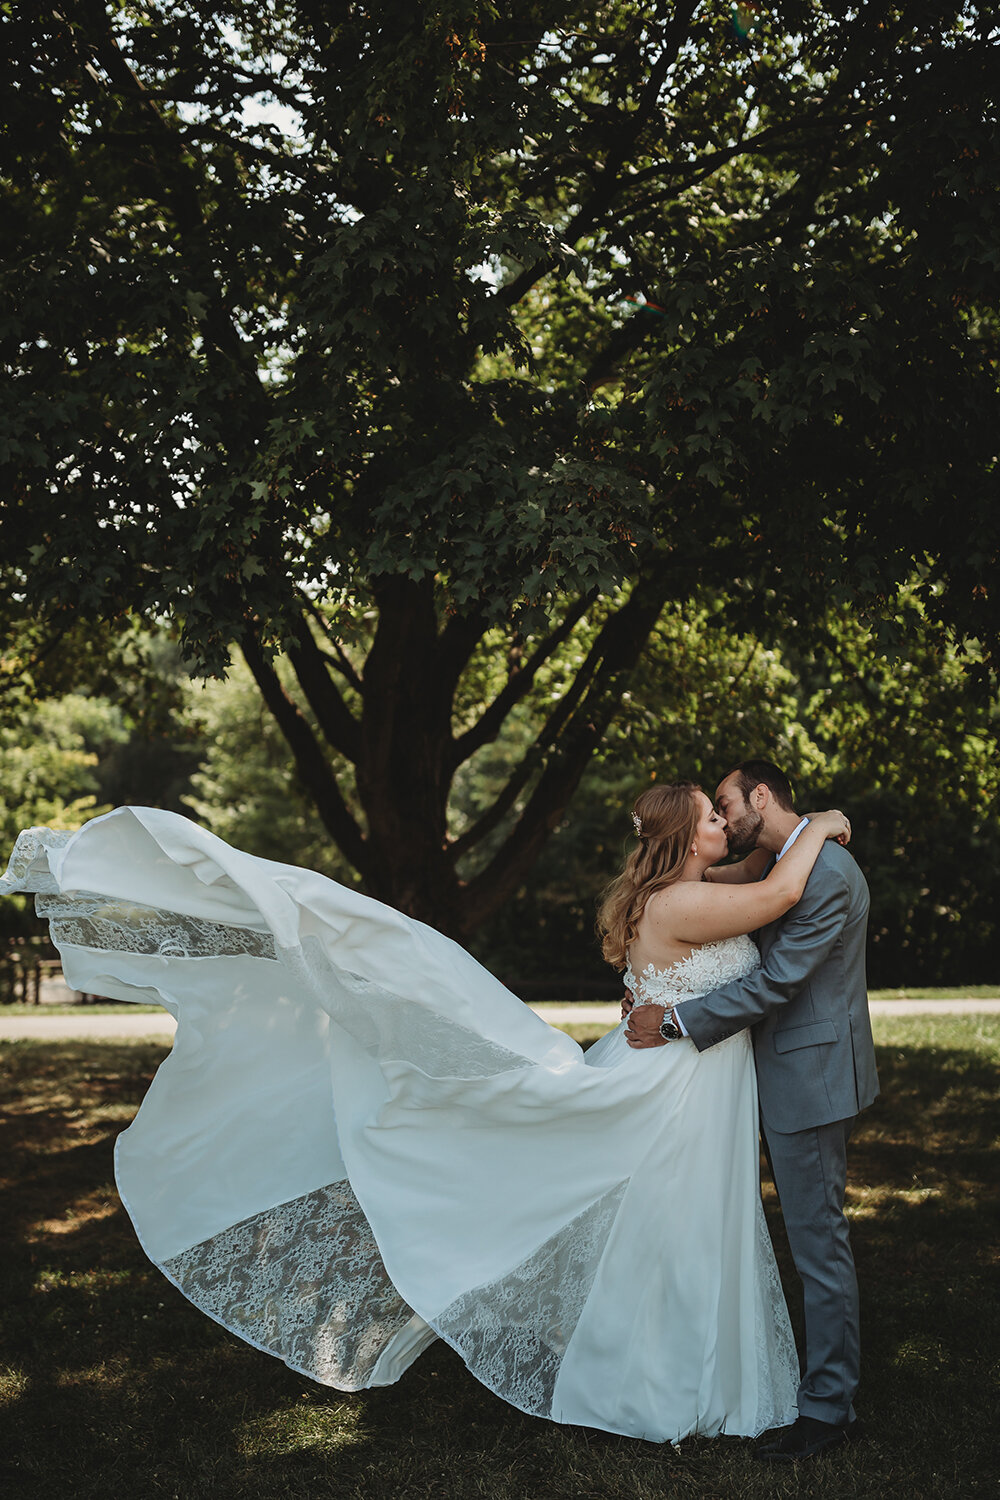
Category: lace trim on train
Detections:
[
  {"x1": 625, "y1": 934, "x2": 759, "y2": 1005},
  {"x1": 433, "y1": 1179, "x2": 629, "y2": 1419},
  {"x1": 162, "y1": 1181, "x2": 418, "y2": 1390},
  {"x1": 0, "y1": 827, "x2": 279, "y2": 962},
  {"x1": 0, "y1": 826, "x2": 75, "y2": 896},
  {"x1": 18, "y1": 888, "x2": 532, "y2": 1080},
  {"x1": 751, "y1": 1195, "x2": 799, "y2": 1434},
  {"x1": 34, "y1": 891, "x2": 278, "y2": 963}
]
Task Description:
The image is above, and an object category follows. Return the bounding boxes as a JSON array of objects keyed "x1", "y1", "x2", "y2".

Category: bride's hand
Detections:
[{"x1": 807, "y1": 809, "x2": 851, "y2": 845}]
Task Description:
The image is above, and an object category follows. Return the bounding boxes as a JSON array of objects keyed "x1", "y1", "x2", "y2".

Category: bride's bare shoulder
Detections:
[
  {"x1": 648, "y1": 881, "x2": 722, "y2": 908},
  {"x1": 643, "y1": 881, "x2": 716, "y2": 929}
]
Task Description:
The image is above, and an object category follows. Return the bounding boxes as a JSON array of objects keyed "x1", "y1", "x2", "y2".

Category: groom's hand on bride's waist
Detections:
[
  {"x1": 624, "y1": 1004, "x2": 668, "y2": 1048},
  {"x1": 621, "y1": 993, "x2": 634, "y2": 1020}
]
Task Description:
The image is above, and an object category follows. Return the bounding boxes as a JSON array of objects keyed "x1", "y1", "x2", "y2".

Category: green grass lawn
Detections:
[
  {"x1": 1, "y1": 1016, "x2": 997, "y2": 1499},
  {"x1": 3, "y1": 983, "x2": 999, "y2": 1017},
  {"x1": 0, "y1": 1000, "x2": 170, "y2": 1016},
  {"x1": 867, "y1": 984, "x2": 1000, "y2": 1001}
]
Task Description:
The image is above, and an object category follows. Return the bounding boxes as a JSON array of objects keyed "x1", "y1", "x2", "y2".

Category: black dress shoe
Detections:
[{"x1": 754, "y1": 1414, "x2": 860, "y2": 1462}]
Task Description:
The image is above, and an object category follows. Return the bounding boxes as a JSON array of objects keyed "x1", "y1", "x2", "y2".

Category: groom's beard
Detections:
[{"x1": 725, "y1": 807, "x2": 764, "y2": 855}]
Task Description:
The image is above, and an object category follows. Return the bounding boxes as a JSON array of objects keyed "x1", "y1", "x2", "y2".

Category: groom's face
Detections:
[{"x1": 715, "y1": 774, "x2": 764, "y2": 855}]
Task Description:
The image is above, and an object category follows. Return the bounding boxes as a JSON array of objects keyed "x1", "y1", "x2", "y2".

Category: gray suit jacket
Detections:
[{"x1": 674, "y1": 842, "x2": 879, "y2": 1134}]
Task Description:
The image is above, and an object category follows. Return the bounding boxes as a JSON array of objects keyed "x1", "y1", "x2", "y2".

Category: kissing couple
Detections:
[{"x1": 1, "y1": 758, "x2": 877, "y2": 1455}]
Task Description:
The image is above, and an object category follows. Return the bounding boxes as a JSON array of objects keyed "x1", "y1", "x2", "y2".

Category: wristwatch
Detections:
[{"x1": 658, "y1": 1009, "x2": 683, "y2": 1042}]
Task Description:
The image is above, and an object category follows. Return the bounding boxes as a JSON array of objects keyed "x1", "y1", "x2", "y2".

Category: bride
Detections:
[{"x1": 1, "y1": 786, "x2": 849, "y2": 1444}]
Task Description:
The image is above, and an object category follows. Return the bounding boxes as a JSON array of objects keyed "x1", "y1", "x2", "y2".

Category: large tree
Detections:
[{"x1": 3, "y1": 1, "x2": 998, "y2": 932}]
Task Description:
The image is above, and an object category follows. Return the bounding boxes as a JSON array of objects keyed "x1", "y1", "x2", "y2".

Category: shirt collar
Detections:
[{"x1": 775, "y1": 816, "x2": 810, "y2": 862}]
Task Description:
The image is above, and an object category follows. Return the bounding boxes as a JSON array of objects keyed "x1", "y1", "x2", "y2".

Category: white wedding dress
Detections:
[{"x1": 2, "y1": 808, "x2": 797, "y2": 1442}]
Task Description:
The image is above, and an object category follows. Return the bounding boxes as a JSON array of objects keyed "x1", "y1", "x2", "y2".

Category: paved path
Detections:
[
  {"x1": 1, "y1": 997, "x2": 998, "y2": 1042},
  {"x1": 537, "y1": 998, "x2": 1000, "y2": 1024}
]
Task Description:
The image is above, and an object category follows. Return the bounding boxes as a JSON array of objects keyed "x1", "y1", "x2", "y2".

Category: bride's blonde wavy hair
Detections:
[{"x1": 597, "y1": 782, "x2": 701, "y2": 971}]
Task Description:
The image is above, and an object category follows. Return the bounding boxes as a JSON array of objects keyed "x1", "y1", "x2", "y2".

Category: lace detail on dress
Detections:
[
  {"x1": 0, "y1": 826, "x2": 75, "y2": 896},
  {"x1": 162, "y1": 1181, "x2": 418, "y2": 1390},
  {"x1": 433, "y1": 1180, "x2": 628, "y2": 1418},
  {"x1": 1, "y1": 828, "x2": 279, "y2": 961},
  {"x1": 34, "y1": 891, "x2": 278, "y2": 962},
  {"x1": 751, "y1": 1194, "x2": 799, "y2": 1434},
  {"x1": 625, "y1": 934, "x2": 759, "y2": 1006}
]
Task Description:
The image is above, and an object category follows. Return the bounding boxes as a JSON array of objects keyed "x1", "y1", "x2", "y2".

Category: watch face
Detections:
[{"x1": 659, "y1": 1019, "x2": 681, "y2": 1041}]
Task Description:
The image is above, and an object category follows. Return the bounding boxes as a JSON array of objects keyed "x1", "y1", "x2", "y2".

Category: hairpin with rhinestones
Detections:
[{"x1": 631, "y1": 810, "x2": 643, "y2": 836}]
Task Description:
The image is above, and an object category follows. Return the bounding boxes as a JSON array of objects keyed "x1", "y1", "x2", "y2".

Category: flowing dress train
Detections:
[{"x1": 1, "y1": 807, "x2": 797, "y2": 1442}]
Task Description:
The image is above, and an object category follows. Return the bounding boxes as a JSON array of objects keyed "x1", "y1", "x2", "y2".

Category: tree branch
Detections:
[
  {"x1": 450, "y1": 603, "x2": 619, "y2": 859},
  {"x1": 321, "y1": 637, "x2": 365, "y2": 693},
  {"x1": 582, "y1": 319, "x2": 661, "y2": 392},
  {"x1": 71, "y1": 4, "x2": 269, "y2": 419},
  {"x1": 498, "y1": 1, "x2": 701, "y2": 308},
  {"x1": 458, "y1": 566, "x2": 675, "y2": 928},
  {"x1": 241, "y1": 634, "x2": 369, "y2": 874},
  {"x1": 295, "y1": 594, "x2": 366, "y2": 693},
  {"x1": 448, "y1": 743, "x2": 538, "y2": 863},
  {"x1": 449, "y1": 577, "x2": 662, "y2": 864},
  {"x1": 437, "y1": 608, "x2": 490, "y2": 700},
  {"x1": 450, "y1": 591, "x2": 596, "y2": 771},
  {"x1": 285, "y1": 625, "x2": 362, "y2": 763}
]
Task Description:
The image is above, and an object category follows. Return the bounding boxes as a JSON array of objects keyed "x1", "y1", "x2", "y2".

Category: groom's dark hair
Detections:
[{"x1": 729, "y1": 759, "x2": 795, "y2": 812}]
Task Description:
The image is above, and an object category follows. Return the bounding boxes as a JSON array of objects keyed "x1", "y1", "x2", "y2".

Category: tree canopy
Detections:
[{"x1": 3, "y1": 1, "x2": 998, "y2": 932}]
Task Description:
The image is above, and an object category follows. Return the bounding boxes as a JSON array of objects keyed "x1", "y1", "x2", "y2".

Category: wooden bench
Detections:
[{"x1": 0, "y1": 943, "x2": 102, "y2": 1004}]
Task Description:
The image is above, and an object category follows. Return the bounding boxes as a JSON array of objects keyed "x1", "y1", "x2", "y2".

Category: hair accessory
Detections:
[{"x1": 631, "y1": 810, "x2": 643, "y2": 836}]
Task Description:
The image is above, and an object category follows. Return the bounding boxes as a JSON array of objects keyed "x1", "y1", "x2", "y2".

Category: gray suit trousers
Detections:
[{"x1": 764, "y1": 1115, "x2": 860, "y2": 1424}]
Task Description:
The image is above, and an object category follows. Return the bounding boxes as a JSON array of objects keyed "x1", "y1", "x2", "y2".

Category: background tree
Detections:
[
  {"x1": 466, "y1": 598, "x2": 1000, "y2": 990},
  {"x1": 0, "y1": 607, "x2": 196, "y2": 942},
  {"x1": 4, "y1": 601, "x2": 995, "y2": 986},
  {"x1": 3, "y1": 1, "x2": 998, "y2": 936}
]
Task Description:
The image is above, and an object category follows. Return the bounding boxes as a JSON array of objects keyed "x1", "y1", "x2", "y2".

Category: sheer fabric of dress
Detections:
[{"x1": 1, "y1": 808, "x2": 797, "y2": 1442}]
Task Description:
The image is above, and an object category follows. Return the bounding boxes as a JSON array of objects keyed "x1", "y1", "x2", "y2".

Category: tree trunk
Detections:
[
  {"x1": 251, "y1": 572, "x2": 681, "y2": 939},
  {"x1": 354, "y1": 575, "x2": 467, "y2": 934}
]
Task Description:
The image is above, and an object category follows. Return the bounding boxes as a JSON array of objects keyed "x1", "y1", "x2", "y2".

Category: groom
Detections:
[{"x1": 624, "y1": 759, "x2": 879, "y2": 1461}]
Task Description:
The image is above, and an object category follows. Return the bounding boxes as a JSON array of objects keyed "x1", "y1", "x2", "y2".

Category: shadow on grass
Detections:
[{"x1": 0, "y1": 1022, "x2": 997, "y2": 1500}]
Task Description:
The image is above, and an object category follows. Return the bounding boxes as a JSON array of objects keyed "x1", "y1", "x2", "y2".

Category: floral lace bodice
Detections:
[{"x1": 624, "y1": 933, "x2": 759, "y2": 1006}]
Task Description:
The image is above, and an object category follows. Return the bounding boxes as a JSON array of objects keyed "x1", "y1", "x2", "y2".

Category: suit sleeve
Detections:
[{"x1": 674, "y1": 866, "x2": 852, "y2": 1052}]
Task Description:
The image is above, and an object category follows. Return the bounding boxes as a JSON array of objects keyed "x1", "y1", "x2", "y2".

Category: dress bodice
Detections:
[{"x1": 624, "y1": 933, "x2": 760, "y2": 1005}]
